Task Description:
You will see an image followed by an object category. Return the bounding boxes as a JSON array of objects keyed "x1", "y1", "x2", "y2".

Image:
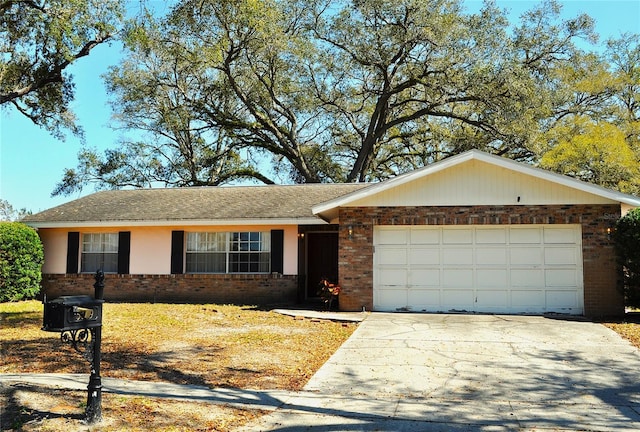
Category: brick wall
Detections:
[
  {"x1": 338, "y1": 205, "x2": 623, "y2": 317},
  {"x1": 41, "y1": 273, "x2": 298, "y2": 305}
]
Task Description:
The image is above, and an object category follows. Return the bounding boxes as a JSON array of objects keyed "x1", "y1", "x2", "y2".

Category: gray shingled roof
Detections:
[{"x1": 22, "y1": 184, "x2": 370, "y2": 225}]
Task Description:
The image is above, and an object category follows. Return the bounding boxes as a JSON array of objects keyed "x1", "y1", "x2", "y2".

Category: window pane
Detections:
[
  {"x1": 187, "y1": 232, "x2": 227, "y2": 253},
  {"x1": 103, "y1": 253, "x2": 118, "y2": 272},
  {"x1": 229, "y1": 253, "x2": 240, "y2": 273},
  {"x1": 259, "y1": 256, "x2": 270, "y2": 272},
  {"x1": 216, "y1": 233, "x2": 226, "y2": 251},
  {"x1": 208, "y1": 253, "x2": 226, "y2": 272},
  {"x1": 229, "y1": 250, "x2": 270, "y2": 274},
  {"x1": 186, "y1": 252, "x2": 225, "y2": 273},
  {"x1": 81, "y1": 253, "x2": 100, "y2": 273},
  {"x1": 81, "y1": 252, "x2": 118, "y2": 273},
  {"x1": 187, "y1": 233, "x2": 197, "y2": 251},
  {"x1": 81, "y1": 233, "x2": 118, "y2": 273},
  {"x1": 105, "y1": 234, "x2": 118, "y2": 252}
]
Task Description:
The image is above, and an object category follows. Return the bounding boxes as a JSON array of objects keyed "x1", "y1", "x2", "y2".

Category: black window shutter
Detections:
[
  {"x1": 118, "y1": 231, "x2": 131, "y2": 274},
  {"x1": 171, "y1": 230, "x2": 185, "y2": 274},
  {"x1": 270, "y1": 229, "x2": 284, "y2": 274},
  {"x1": 66, "y1": 232, "x2": 80, "y2": 274}
]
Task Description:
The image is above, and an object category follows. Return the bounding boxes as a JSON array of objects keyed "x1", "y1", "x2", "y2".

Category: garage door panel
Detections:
[
  {"x1": 511, "y1": 290, "x2": 544, "y2": 308},
  {"x1": 407, "y1": 289, "x2": 440, "y2": 309},
  {"x1": 510, "y1": 227, "x2": 542, "y2": 244},
  {"x1": 378, "y1": 269, "x2": 408, "y2": 286},
  {"x1": 546, "y1": 290, "x2": 579, "y2": 309},
  {"x1": 476, "y1": 248, "x2": 507, "y2": 265},
  {"x1": 409, "y1": 269, "x2": 440, "y2": 287},
  {"x1": 477, "y1": 269, "x2": 508, "y2": 288},
  {"x1": 377, "y1": 228, "x2": 409, "y2": 245},
  {"x1": 443, "y1": 248, "x2": 473, "y2": 265},
  {"x1": 374, "y1": 225, "x2": 583, "y2": 315},
  {"x1": 443, "y1": 268, "x2": 473, "y2": 286},
  {"x1": 510, "y1": 269, "x2": 544, "y2": 287},
  {"x1": 410, "y1": 229, "x2": 440, "y2": 245},
  {"x1": 544, "y1": 248, "x2": 578, "y2": 265},
  {"x1": 409, "y1": 248, "x2": 439, "y2": 265},
  {"x1": 442, "y1": 290, "x2": 474, "y2": 309},
  {"x1": 476, "y1": 228, "x2": 507, "y2": 244},
  {"x1": 510, "y1": 248, "x2": 543, "y2": 265},
  {"x1": 545, "y1": 269, "x2": 578, "y2": 287},
  {"x1": 375, "y1": 289, "x2": 408, "y2": 310},
  {"x1": 476, "y1": 290, "x2": 509, "y2": 308},
  {"x1": 442, "y1": 229, "x2": 473, "y2": 244},
  {"x1": 377, "y1": 247, "x2": 407, "y2": 265}
]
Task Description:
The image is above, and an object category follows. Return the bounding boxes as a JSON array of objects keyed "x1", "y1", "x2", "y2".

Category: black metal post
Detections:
[{"x1": 85, "y1": 270, "x2": 104, "y2": 423}]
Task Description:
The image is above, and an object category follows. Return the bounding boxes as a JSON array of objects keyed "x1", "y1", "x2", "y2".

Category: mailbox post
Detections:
[
  {"x1": 86, "y1": 270, "x2": 104, "y2": 422},
  {"x1": 42, "y1": 270, "x2": 105, "y2": 423}
]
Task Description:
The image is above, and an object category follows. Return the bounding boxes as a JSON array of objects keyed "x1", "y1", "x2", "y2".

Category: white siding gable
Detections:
[{"x1": 346, "y1": 159, "x2": 616, "y2": 207}]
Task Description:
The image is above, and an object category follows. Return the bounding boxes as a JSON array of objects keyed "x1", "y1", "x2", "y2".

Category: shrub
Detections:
[
  {"x1": 613, "y1": 208, "x2": 640, "y2": 308},
  {"x1": 0, "y1": 222, "x2": 44, "y2": 302}
]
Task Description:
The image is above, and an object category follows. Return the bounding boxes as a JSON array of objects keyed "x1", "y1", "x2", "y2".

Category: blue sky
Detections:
[{"x1": 1, "y1": 0, "x2": 639, "y2": 214}]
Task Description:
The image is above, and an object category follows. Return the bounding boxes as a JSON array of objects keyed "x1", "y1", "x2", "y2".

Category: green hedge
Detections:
[
  {"x1": 613, "y1": 208, "x2": 640, "y2": 308},
  {"x1": 0, "y1": 222, "x2": 44, "y2": 302}
]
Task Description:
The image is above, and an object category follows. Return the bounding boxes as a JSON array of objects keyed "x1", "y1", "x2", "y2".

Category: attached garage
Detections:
[
  {"x1": 313, "y1": 150, "x2": 640, "y2": 317},
  {"x1": 373, "y1": 225, "x2": 583, "y2": 314}
]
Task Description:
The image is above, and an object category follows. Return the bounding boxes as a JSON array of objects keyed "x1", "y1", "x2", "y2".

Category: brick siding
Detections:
[
  {"x1": 41, "y1": 273, "x2": 298, "y2": 305},
  {"x1": 338, "y1": 204, "x2": 623, "y2": 317}
]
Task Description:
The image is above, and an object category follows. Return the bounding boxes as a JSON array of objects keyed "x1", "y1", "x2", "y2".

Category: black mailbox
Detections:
[{"x1": 43, "y1": 295, "x2": 103, "y2": 332}]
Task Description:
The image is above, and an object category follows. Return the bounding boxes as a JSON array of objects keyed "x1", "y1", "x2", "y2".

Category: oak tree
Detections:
[
  {"x1": 56, "y1": 0, "x2": 638, "y2": 194},
  {"x1": 0, "y1": 0, "x2": 124, "y2": 138}
]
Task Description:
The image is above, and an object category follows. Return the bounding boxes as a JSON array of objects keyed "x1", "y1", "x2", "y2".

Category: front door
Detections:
[{"x1": 306, "y1": 232, "x2": 339, "y2": 298}]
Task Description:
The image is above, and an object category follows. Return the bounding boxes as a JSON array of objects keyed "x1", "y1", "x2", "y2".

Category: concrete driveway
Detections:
[{"x1": 241, "y1": 313, "x2": 640, "y2": 431}]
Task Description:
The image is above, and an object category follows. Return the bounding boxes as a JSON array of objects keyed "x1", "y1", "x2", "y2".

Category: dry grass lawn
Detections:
[
  {"x1": 0, "y1": 301, "x2": 357, "y2": 431},
  {"x1": 3, "y1": 301, "x2": 640, "y2": 431},
  {"x1": 602, "y1": 313, "x2": 640, "y2": 349}
]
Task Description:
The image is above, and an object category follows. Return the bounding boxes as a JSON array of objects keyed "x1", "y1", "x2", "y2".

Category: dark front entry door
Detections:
[{"x1": 306, "y1": 232, "x2": 339, "y2": 298}]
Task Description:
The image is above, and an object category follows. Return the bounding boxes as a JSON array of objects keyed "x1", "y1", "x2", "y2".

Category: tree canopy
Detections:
[
  {"x1": 0, "y1": 0, "x2": 124, "y2": 138},
  {"x1": 0, "y1": 199, "x2": 30, "y2": 222},
  {"x1": 54, "y1": 0, "x2": 640, "y2": 195},
  {"x1": 537, "y1": 33, "x2": 640, "y2": 195}
]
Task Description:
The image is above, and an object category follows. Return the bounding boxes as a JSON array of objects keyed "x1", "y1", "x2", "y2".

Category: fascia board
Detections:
[{"x1": 24, "y1": 217, "x2": 325, "y2": 229}]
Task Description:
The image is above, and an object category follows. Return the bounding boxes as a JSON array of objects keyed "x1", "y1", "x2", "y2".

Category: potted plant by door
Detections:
[{"x1": 318, "y1": 278, "x2": 341, "y2": 311}]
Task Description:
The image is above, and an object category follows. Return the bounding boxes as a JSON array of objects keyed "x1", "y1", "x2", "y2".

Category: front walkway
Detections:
[{"x1": 0, "y1": 373, "x2": 295, "y2": 412}]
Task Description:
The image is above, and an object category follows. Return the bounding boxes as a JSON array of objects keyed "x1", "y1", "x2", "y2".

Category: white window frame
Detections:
[
  {"x1": 81, "y1": 233, "x2": 119, "y2": 273},
  {"x1": 186, "y1": 231, "x2": 270, "y2": 274}
]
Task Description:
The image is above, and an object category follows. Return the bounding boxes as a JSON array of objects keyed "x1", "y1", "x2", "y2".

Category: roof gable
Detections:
[{"x1": 313, "y1": 150, "x2": 640, "y2": 221}]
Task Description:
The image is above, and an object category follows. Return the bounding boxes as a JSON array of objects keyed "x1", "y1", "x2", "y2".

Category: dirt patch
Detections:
[
  {"x1": 0, "y1": 301, "x2": 357, "y2": 430},
  {"x1": 1, "y1": 383, "x2": 263, "y2": 431}
]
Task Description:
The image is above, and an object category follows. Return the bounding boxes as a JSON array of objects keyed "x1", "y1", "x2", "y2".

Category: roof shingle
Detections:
[{"x1": 22, "y1": 184, "x2": 369, "y2": 225}]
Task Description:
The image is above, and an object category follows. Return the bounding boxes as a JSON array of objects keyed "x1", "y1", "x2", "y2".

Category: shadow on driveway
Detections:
[{"x1": 240, "y1": 313, "x2": 640, "y2": 431}]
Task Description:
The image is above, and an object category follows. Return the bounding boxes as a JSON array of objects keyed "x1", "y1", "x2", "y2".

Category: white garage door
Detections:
[{"x1": 373, "y1": 225, "x2": 583, "y2": 314}]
